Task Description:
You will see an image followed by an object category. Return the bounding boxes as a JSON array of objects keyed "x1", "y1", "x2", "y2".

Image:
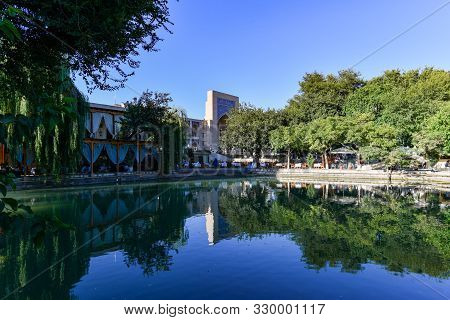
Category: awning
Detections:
[
  {"x1": 330, "y1": 148, "x2": 356, "y2": 155},
  {"x1": 233, "y1": 157, "x2": 254, "y2": 163},
  {"x1": 260, "y1": 158, "x2": 277, "y2": 163}
]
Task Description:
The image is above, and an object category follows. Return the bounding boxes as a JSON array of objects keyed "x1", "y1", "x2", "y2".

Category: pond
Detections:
[{"x1": 0, "y1": 178, "x2": 449, "y2": 299}]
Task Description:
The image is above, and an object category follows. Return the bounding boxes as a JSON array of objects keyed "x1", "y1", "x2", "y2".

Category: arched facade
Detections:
[
  {"x1": 186, "y1": 90, "x2": 239, "y2": 161},
  {"x1": 204, "y1": 90, "x2": 239, "y2": 152}
]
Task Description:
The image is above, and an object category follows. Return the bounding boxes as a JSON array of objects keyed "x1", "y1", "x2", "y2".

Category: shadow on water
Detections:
[{"x1": 0, "y1": 179, "x2": 449, "y2": 299}]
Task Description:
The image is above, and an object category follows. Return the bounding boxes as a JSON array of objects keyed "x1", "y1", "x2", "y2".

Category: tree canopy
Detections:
[
  {"x1": 220, "y1": 104, "x2": 283, "y2": 158},
  {"x1": 0, "y1": 2, "x2": 171, "y2": 214},
  {"x1": 344, "y1": 68, "x2": 450, "y2": 146},
  {"x1": 120, "y1": 91, "x2": 187, "y2": 174},
  {"x1": 0, "y1": 0, "x2": 171, "y2": 92},
  {"x1": 413, "y1": 102, "x2": 450, "y2": 161},
  {"x1": 1, "y1": 2, "x2": 172, "y2": 175},
  {"x1": 263, "y1": 68, "x2": 450, "y2": 167},
  {"x1": 285, "y1": 69, "x2": 365, "y2": 124},
  {"x1": 120, "y1": 91, "x2": 172, "y2": 139}
]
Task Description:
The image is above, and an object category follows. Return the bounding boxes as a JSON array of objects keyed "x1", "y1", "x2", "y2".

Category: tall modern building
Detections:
[{"x1": 186, "y1": 90, "x2": 239, "y2": 163}]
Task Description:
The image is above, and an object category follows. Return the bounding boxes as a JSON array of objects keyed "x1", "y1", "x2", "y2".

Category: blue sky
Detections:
[{"x1": 76, "y1": 0, "x2": 450, "y2": 119}]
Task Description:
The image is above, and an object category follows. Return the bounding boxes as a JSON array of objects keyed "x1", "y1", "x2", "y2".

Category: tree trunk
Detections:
[
  {"x1": 159, "y1": 127, "x2": 164, "y2": 176},
  {"x1": 323, "y1": 151, "x2": 329, "y2": 169},
  {"x1": 287, "y1": 148, "x2": 291, "y2": 170},
  {"x1": 253, "y1": 150, "x2": 260, "y2": 167},
  {"x1": 168, "y1": 128, "x2": 174, "y2": 174},
  {"x1": 137, "y1": 129, "x2": 141, "y2": 175},
  {"x1": 357, "y1": 185, "x2": 361, "y2": 204},
  {"x1": 116, "y1": 142, "x2": 119, "y2": 175}
]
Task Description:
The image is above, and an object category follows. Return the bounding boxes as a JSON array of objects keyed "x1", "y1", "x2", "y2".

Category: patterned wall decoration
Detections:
[{"x1": 217, "y1": 98, "x2": 235, "y2": 119}]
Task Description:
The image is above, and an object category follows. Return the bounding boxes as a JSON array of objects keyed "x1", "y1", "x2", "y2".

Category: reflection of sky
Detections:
[
  {"x1": 9, "y1": 180, "x2": 449, "y2": 299},
  {"x1": 72, "y1": 216, "x2": 450, "y2": 300}
]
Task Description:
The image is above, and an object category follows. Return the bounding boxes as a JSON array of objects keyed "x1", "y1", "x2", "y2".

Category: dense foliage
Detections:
[
  {"x1": 0, "y1": 1, "x2": 171, "y2": 214},
  {"x1": 221, "y1": 68, "x2": 450, "y2": 167},
  {"x1": 220, "y1": 104, "x2": 283, "y2": 159},
  {"x1": 1, "y1": 0, "x2": 172, "y2": 174},
  {"x1": 413, "y1": 102, "x2": 450, "y2": 161},
  {"x1": 120, "y1": 91, "x2": 187, "y2": 174},
  {"x1": 120, "y1": 91, "x2": 173, "y2": 139},
  {"x1": 285, "y1": 69, "x2": 365, "y2": 123},
  {"x1": 344, "y1": 69, "x2": 450, "y2": 147},
  {"x1": 0, "y1": 0, "x2": 171, "y2": 91},
  {"x1": 0, "y1": 183, "x2": 189, "y2": 298}
]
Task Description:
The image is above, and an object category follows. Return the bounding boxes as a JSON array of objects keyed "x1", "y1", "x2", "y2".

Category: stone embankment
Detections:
[
  {"x1": 13, "y1": 168, "x2": 275, "y2": 190},
  {"x1": 276, "y1": 169, "x2": 450, "y2": 189},
  {"x1": 12, "y1": 168, "x2": 450, "y2": 191}
]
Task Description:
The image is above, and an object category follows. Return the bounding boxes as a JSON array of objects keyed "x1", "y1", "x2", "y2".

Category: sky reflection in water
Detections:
[{"x1": 1, "y1": 179, "x2": 449, "y2": 299}]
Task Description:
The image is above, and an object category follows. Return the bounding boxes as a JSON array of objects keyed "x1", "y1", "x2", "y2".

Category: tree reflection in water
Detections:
[
  {"x1": 0, "y1": 183, "x2": 191, "y2": 299},
  {"x1": 219, "y1": 181, "x2": 449, "y2": 278},
  {"x1": 0, "y1": 179, "x2": 448, "y2": 299}
]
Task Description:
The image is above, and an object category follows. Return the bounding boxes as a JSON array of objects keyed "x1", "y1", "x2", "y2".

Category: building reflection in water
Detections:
[
  {"x1": 1, "y1": 179, "x2": 448, "y2": 299},
  {"x1": 77, "y1": 182, "x2": 232, "y2": 250},
  {"x1": 189, "y1": 181, "x2": 231, "y2": 245}
]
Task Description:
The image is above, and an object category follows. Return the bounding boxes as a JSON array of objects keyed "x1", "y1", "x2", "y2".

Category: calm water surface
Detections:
[{"x1": 1, "y1": 179, "x2": 449, "y2": 299}]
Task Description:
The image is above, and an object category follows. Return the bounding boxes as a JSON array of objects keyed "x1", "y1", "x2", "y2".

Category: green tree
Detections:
[
  {"x1": 0, "y1": 1, "x2": 171, "y2": 212},
  {"x1": 220, "y1": 104, "x2": 283, "y2": 162},
  {"x1": 0, "y1": 6, "x2": 30, "y2": 215},
  {"x1": 285, "y1": 69, "x2": 364, "y2": 124},
  {"x1": 359, "y1": 124, "x2": 400, "y2": 164},
  {"x1": 383, "y1": 147, "x2": 421, "y2": 181},
  {"x1": 0, "y1": 0, "x2": 171, "y2": 91},
  {"x1": 1, "y1": 1, "x2": 172, "y2": 175},
  {"x1": 343, "y1": 113, "x2": 374, "y2": 146},
  {"x1": 413, "y1": 102, "x2": 450, "y2": 162},
  {"x1": 120, "y1": 91, "x2": 171, "y2": 139},
  {"x1": 306, "y1": 153, "x2": 315, "y2": 169},
  {"x1": 1, "y1": 7, "x2": 77, "y2": 214},
  {"x1": 304, "y1": 116, "x2": 347, "y2": 169},
  {"x1": 344, "y1": 68, "x2": 450, "y2": 146},
  {"x1": 270, "y1": 124, "x2": 308, "y2": 168},
  {"x1": 120, "y1": 91, "x2": 187, "y2": 174},
  {"x1": 161, "y1": 107, "x2": 187, "y2": 173}
]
